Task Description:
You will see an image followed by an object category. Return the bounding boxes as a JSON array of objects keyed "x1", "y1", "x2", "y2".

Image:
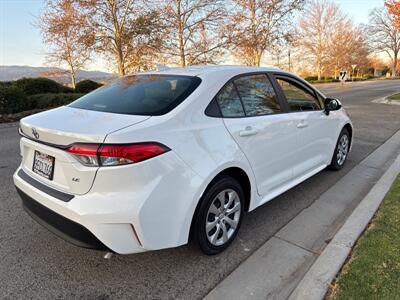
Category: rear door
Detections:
[
  {"x1": 272, "y1": 74, "x2": 333, "y2": 178},
  {"x1": 217, "y1": 73, "x2": 298, "y2": 198}
]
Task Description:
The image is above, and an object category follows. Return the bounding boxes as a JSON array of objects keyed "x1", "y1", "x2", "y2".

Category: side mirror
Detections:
[{"x1": 324, "y1": 98, "x2": 342, "y2": 115}]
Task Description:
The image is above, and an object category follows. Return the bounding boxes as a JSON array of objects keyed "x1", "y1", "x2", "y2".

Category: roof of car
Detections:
[{"x1": 139, "y1": 65, "x2": 281, "y2": 77}]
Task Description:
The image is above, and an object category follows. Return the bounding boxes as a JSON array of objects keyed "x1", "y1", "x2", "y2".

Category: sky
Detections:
[{"x1": 0, "y1": 0, "x2": 387, "y2": 72}]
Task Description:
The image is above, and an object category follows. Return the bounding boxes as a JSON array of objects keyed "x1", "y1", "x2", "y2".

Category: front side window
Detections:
[
  {"x1": 317, "y1": 93, "x2": 326, "y2": 109},
  {"x1": 234, "y1": 75, "x2": 281, "y2": 116},
  {"x1": 276, "y1": 78, "x2": 321, "y2": 111},
  {"x1": 216, "y1": 82, "x2": 245, "y2": 117},
  {"x1": 69, "y1": 75, "x2": 201, "y2": 116}
]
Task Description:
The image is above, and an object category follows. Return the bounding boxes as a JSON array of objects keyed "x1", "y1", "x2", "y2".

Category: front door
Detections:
[{"x1": 273, "y1": 75, "x2": 333, "y2": 179}]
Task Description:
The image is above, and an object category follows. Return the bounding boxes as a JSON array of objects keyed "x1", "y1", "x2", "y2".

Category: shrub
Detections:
[
  {"x1": 307, "y1": 78, "x2": 340, "y2": 84},
  {"x1": 27, "y1": 93, "x2": 84, "y2": 109},
  {"x1": 75, "y1": 79, "x2": 102, "y2": 93},
  {"x1": 12, "y1": 77, "x2": 73, "y2": 95},
  {"x1": 0, "y1": 81, "x2": 13, "y2": 88},
  {"x1": 0, "y1": 85, "x2": 28, "y2": 114},
  {"x1": 304, "y1": 76, "x2": 342, "y2": 83},
  {"x1": 304, "y1": 76, "x2": 318, "y2": 81}
]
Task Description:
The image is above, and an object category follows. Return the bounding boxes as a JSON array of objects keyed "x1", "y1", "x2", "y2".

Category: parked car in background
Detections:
[{"x1": 14, "y1": 66, "x2": 353, "y2": 255}]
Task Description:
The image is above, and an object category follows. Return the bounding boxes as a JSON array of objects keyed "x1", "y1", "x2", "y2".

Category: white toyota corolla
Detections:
[{"x1": 14, "y1": 66, "x2": 353, "y2": 255}]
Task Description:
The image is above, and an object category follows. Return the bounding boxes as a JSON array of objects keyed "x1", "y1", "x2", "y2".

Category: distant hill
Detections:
[{"x1": 0, "y1": 65, "x2": 115, "y2": 84}]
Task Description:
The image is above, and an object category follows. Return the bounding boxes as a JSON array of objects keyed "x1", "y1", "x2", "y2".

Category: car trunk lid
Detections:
[
  {"x1": 18, "y1": 106, "x2": 150, "y2": 195},
  {"x1": 20, "y1": 106, "x2": 150, "y2": 145}
]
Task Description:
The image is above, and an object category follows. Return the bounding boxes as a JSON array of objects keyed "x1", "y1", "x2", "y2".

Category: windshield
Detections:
[{"x1": 69, "y1": 74, "x2": 202, "y2": 116}]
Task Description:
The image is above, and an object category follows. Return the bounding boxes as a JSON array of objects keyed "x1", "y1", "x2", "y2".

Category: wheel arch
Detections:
[
  {"x1": 188, "y1": 166, "x2": 252, "y2": 241},
  {"x1": 343, "y1": 123, "x2": 353, "y2": 149}
]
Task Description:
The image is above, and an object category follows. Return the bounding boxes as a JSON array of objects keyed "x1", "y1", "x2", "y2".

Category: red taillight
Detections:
[
  {"x1": 65, "y1": 142, "x2": 170, "y2": 167},
  {"x1": 65, "y1": 144, "x2": 99, "y2": 156},
  {"x1": 99, "y1": 143, "x2": 170, "y2": 164}
]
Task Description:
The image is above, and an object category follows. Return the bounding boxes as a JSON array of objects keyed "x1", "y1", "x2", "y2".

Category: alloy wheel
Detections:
[
  {"x1": 205, "y1": 189, "x2": 241, "y2": 246},
  {"x1": 336, "y1": 134, "x2": 349, "y2": 166}
]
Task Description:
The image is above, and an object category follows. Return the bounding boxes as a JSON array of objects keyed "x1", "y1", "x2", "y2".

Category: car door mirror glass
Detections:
[{"x1": 324, "y1": 98, "x2": 342, "y2": 114}]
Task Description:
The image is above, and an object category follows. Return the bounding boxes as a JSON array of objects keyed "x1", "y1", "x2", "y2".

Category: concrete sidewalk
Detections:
[
  {"x1": 204, "y1": 129, "x2": 400, "y2": 300},
  {"x1": 290, "y1": 148, "x2": 400, "y2": 300}
]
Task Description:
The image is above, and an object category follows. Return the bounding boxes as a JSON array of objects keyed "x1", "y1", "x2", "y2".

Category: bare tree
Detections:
[
  {"x1": 80, "y1": 0, "x2": 161, "y2": 76},
  {"x1": 347, "y1": 33, "x2": 371, "y2": 79},
  {"x1": 366, "y1": 7, "x2": 400, "y2": 76},
  {"x1": 160, "y1": 0, "x2": 227, "y2": 67},
  {"x1": 328, "y1": 21, "x2": 370, "y2": 79},
  {"x1": 38, "y1": 0, "x2": 95, "y2": 88},
  {"x1": 225, "y1": 0, "x2": 305, "y2": 67},
  {"x1": 297, "y1": 0, "x2": 346, "y2": 80},
  {"x1": 328, "y1": 18, "x2": 354, "y2": 78}
]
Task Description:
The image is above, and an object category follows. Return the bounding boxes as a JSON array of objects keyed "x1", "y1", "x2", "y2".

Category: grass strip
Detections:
[{"x1": 331, "y1": 175, "x2": 400, "y2": 300}]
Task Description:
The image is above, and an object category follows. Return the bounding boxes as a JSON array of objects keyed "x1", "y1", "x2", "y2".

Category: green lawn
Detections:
[
  {"x1": 388, "y1": 93, "x2": 400, "y2": 101},
  {"x1": 330, "y1": 175, "x2": 400, "y2": 300}
]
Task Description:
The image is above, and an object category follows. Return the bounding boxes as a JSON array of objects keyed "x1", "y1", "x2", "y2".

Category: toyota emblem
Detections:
[{"x1": 32, "y1": 128, "x2": 39, "y2": 139}]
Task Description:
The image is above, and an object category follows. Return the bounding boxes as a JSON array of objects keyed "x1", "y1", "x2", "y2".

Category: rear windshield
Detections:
[{"x1": 69, "y1": 74, "x2": 202, "y2": 116}]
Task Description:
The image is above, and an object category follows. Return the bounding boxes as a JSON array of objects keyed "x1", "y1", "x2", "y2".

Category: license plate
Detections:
[{"x1": 33, "y1": 150, "x2": 55, "y2": 180}]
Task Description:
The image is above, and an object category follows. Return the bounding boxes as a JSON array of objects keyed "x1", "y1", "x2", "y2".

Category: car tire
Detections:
[
  {"x1": 192, "y1": 175, "x2": 245, "y2": 255},
  {"x1": 329, "y1": 128, "x2": 350, "y2": 170}
]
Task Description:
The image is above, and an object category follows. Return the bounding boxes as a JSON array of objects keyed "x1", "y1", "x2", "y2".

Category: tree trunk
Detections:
[
  {"x1": 70, "y1": 66, "x2": 76, "y2": 89},
  {"x1": 317, "y1": 56, "x2": 322, "y2": 80},
  {"x1": 392, "y1": 51, "x2": 398, "y2": 77},
  {"x1": 250, "y1": 0, "x2": 257, "y2": 66},
  {"x1": 317, "y1": 64, "x2": 322, "y2": 81},
  {"x1": 177, "y1": 0, "x2": 186, "y2": 67},
  {"x1": 110, "y1": 0, "x2": 125, "y2": 77},
  {"x1": 117, "y1": 46, "x2": 125, "y2": 76},
  {"x1": 178, "y1": 30, "x2": 185, "y2": 67},
  {"x1": 255, "y1": 51, "x2": 262, "y2": 67}
]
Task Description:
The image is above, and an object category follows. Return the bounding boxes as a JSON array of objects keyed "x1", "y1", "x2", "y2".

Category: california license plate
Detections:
[{"x1": 33, "y1": 150, "x2": 55, "y2": 180}]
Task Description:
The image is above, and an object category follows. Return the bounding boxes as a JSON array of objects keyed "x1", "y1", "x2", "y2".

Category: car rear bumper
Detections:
[
  {"x1": 17, "y1": 187, "x2": 109, "y2": 250},
  {"x1": 13, "y1": 150, "x2": 205, "y2": 254}
]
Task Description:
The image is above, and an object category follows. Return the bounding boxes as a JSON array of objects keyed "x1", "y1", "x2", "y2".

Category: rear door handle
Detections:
[
  {"x1": 239, "y1": 126, "x2": 259, "y2": 137},
  {"x1": 297, "y1": 121, "x2": 308, "y2": 129}
]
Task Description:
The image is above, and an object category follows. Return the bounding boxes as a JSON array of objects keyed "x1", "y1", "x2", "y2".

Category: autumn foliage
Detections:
[
  {"x1": 37, "y1": 0, "x2": 398, "y2": 82},
  {"x1": 386, "y1": 0, "x2": 400, "y2": 28},
  {"x1": 38, "y1": 0, "x2": 95, "y2": 88}
]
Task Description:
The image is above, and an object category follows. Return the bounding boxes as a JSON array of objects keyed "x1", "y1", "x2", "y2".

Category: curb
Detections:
[
  {"x1": 288, "y1": 152, "x2": 400, "y2": 300},
  {"x1": 371, "y1": 92, "x2": 400, "y2": 105}
]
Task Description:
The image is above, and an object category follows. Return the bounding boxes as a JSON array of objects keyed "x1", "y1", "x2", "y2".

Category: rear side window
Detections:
[
  {"x1": 69, "y1": 75, "x2": 201, "y2": 116},
  {"x1": 234, "y1": 75, "x2": 281, "y2": 116},
  {"x1": 216, "y1": 82, "x2": 245, "y2": 117}
]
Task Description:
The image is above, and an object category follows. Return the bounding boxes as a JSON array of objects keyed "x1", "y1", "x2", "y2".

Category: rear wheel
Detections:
[
  {"x1": 329, "y1": 128, "x2": 350, "y2": 170},
  {"x1": 192, "y1": 176, "x2": 244, "y2": 255}
]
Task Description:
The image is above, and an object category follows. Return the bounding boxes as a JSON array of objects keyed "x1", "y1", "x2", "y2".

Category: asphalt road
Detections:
[{"x1": 1, "y1": 79, "x2": 400, "y2": 299}]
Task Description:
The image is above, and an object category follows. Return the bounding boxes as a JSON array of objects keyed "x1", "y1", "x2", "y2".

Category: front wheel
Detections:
[
  {"x1": 329, "y1": 128, "x2": 350, "y2": 170},
  {"x1": 192, "y1": 176, "x2": 244, "y2": 255}
]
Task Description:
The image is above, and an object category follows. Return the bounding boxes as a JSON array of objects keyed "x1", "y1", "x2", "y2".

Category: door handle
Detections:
[
  {"x1": 297, "y1": 121, "x2": 308, "y2": 129},
  {"x1": 239, "y1": 126, "x2": 259, "y2": 137}
]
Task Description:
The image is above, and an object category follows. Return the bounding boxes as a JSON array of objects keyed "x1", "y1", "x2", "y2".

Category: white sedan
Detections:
[{"x1": 14, "y1": 66, "x2": 353, "y2": 255}]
